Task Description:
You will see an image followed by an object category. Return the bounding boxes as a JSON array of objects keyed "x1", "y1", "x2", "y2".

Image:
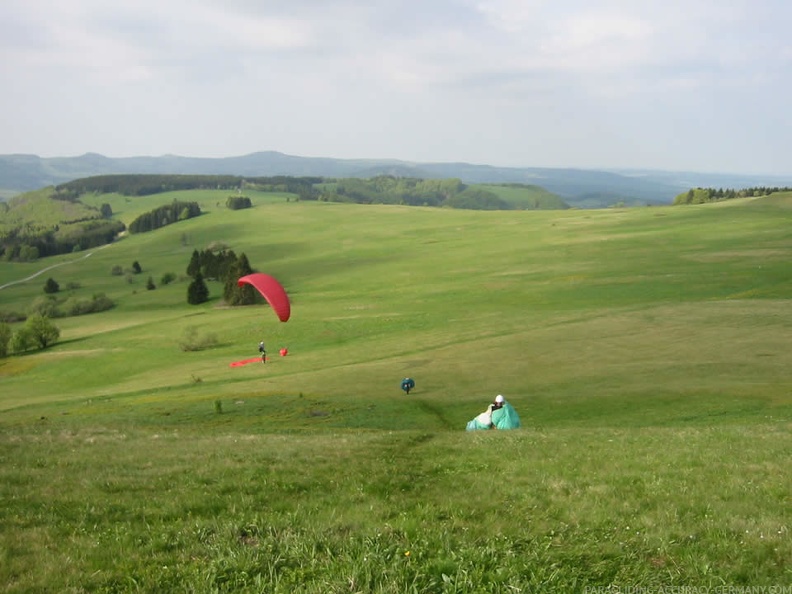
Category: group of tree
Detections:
[
  {"x1": 185, "y1": 247, "x2": 256, "y2": 306},
  {"x1": 226, "y1": 195, "x2": 252, "y2": 210},
  {"x1": 313, "y1": 176, "x2": 524, "y2": 210},
  {"x1": 0, "y1": 314, "x2": 60, "y2": 358},
  {"x1": 28, "y1": 293, "x2": 115, "y2": 319},
  {"x1": 53, "y1": 173, "x2": 558, "y2": 210},
  {"x1": 1, "y1": 218, "x2": 125, "y2": 261},
  {"x1": 55, "y1": 174, "x2": 246, "y2": 197},
  {"x1": 128, "y1": 200, "x2": 202, "y2": 233},
  {"x1": 55, "y1": 174, "x2": 323, "y2": 198},
  {"x1": 674, "y1": 186, "x2": 792, "y2": 205}
]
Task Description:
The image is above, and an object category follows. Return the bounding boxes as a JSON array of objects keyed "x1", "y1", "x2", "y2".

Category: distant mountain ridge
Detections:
[{"x1": 2, "y1": 151, "x2": 792, "y2": 207}]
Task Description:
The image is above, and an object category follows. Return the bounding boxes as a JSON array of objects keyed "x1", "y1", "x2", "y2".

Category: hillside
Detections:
[
  {"x1": 0, "y1": 175, "x2": 574, "y2": 262},
  {"x1": 9, "y1": 151, "x2": 792, "y2": 207},
  {"x1": 0, "y1": 192, "x2": 790, "y2": 591}
]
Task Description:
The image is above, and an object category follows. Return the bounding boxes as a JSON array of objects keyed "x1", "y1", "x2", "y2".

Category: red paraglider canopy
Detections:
[{"x1": 237, "y1": 273, "x2": 291, "y2": 322}]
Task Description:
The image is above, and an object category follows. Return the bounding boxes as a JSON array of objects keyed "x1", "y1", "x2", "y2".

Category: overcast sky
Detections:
[{"x1": 2, "y1": 0, "x2": 790, "y2": 173}]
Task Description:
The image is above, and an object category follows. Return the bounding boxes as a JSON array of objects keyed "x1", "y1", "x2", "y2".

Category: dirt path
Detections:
[{"x1": 0, "y1": 243, "x2": 112, "y2": 291}]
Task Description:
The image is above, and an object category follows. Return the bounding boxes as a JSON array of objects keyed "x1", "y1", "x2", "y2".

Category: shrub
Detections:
[
  {"x1": 111, "y1": 265, "x2": 123, "y2": 276},
  {"x1": 0, "y1": 310, "x2": 26, "y2": 324},
  {"x1": 62, "y1": 293, "x2": 115, "y2": 317},
  {"x1": 160, "y1": 272, "x2": 177, "y2": 285},
  {"x1": 179, "y1": 326, "x2": 219, "y2": 352},
  {"x1": 29, "y1": 296, "x2": 59, "y2": 318}
]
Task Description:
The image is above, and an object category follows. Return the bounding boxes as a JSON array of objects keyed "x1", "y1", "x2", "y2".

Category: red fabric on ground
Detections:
[{"x1": 229, "y1": 357, "x2": 266, "y2": 367}]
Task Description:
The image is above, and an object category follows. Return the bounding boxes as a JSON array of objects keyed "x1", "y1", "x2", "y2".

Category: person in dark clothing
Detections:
[
  {"x1": 258, "y1": 341, "x2": 266, "y2": 363},
  {"x1": 401, "y1": 377, "x2": 415, "y2": 394}
]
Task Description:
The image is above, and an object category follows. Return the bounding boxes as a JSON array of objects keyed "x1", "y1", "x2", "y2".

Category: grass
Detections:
[{"x1": 0, "y1": 192, "x2": 791, "y2": 592}]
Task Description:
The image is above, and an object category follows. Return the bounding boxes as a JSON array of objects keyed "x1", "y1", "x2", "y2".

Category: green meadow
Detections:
[{"x1": 1, "y1": 190, "x2": 791, "y2": 593}]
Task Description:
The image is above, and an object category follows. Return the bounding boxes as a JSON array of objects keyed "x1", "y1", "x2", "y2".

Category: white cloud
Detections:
[{"x1": 0, "y1": 0, "x2": 791, "y2": 173}]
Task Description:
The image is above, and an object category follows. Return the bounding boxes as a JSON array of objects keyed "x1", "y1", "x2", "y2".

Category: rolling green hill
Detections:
[{"x1": 0, "y1": 191, "x2": 790, "y2": 591}]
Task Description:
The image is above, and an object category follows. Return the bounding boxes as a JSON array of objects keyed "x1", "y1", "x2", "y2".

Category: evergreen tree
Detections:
[
  {"x1": 187, "y1": 249, "x2": 201, "y2": 277},
  {"x1": 146, "y1": 276, "x2": 156, "y2": 290},
  {"x1": 223, "y1": 252, "x2": 255, "y2": 305},
  {"x1": 43, "y1": 277, "x2": 60, "y2": 294},
  {"x1": 132, "y1": 261, "x2": 142, "y2": 274},
  {"x1": 187, "y1": 272, "x2": 209, "y2": 305}
]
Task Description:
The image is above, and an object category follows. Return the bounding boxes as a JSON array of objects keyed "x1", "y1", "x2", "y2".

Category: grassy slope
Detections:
[
  {"x1": 473, "y1": 183, "x2": 569, "y2": 209},
  {"x1": 0, "y1": 192, "x2": 790, "y2": 592},
  {"x1": 0, "y1": 187, "x2": 101, "y2": 233}
]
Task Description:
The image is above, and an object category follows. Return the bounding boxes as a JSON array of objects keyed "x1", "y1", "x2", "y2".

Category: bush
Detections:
[
  {"x1": 179, "y1": 326, "x2": 219, "y2": 352},
  {"x1": 160, "y1": 272, "x2": 177, "y2": 285},
  {"x1": 62, "y1": 293, "x2": 115, "y2": 316},
  {"x1": 29, "y1": 296, "x2": 59, "y2": 318},
  {"x1": 0, "y1": 310, "x2": 26, "y2": 324},
  {"x1": 111, "y1": 265, "x2": 123, "y2": 276}
]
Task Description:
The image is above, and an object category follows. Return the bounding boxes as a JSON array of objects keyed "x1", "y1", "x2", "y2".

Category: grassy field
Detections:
[{"x1": 1, "y1": 191, "x2": 790, "y2": 592}]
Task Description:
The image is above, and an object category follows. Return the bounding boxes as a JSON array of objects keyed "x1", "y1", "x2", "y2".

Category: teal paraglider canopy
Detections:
[
  {"x1": 237, "y1": 273, "x2": 291, "y2": 322},
  {"x1": 466, "y1": 395, "x2": 521, "y2": 431}
]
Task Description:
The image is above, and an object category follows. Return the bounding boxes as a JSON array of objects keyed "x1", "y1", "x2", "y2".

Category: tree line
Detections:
[
  {"x1": 314, "y1": 176, "x2": 517, "y2": 209},
  {"x1": 56, "y1": 175, "x2": 322, "y2": 198},
  {"x1": 55, "y1": 173, "x2": 536, "y2": 209},
  {"x1": 1, "y1": 219, "x2": 125, "y2": 260},
  {"x1": 185, "y1": 248, "x2": 257, "y2": 306},
  {"x1": 128, "y1": 201, "x2": 202, "y2": 233},
  {"x1": 674, "y1": 186, "x2": 792, "y2": 205}
]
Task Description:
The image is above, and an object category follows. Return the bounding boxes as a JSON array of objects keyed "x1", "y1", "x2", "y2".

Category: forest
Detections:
[{"x1": 673, "y1": 185, "x2": 792, "y2": 204}]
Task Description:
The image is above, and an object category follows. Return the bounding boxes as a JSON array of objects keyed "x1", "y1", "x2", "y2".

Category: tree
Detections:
[
  {"x1": 44, "y1": 277, "x2": 60, "y2": 294},
  {"x1": 132, "y1": 261, "x2": 142, "y2": 274},
  {"x1": 100, "y1": 203, "x2": 113, "y2": 218},
  {"x1": 10, "y1": 327, "x2": 34, "y2": 354},
  {"x1": 223, "y1": 252, "x2": 255, "y2": 305},
  {"x1": 25, "y1": 314, "x2": 61, "y2": 349},
  {"x1": 0, "y1": 322, "x2": 11, "y2": 358},
  {"x1": 187, "y1": 249, "x2": 201, "y2": 277},
  {"x1": 146, "y1": 276, "x2": 156, "y2": 290},
  {"x1": 187, "y1": 272, "x2": 209, "y2": 305}
]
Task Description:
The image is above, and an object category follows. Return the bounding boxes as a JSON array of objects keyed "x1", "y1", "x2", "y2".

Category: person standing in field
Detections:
[{"x1": 258, "y1": 341, "x2": 266, "y2": 363}]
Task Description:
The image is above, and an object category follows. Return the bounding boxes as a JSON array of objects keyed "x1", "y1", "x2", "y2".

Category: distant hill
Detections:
[{"x1": 2, "y1": 151, "x2": 792, "y2": 207}]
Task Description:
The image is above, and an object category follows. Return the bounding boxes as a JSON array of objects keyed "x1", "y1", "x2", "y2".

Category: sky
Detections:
[{"x1": 1, "y1": 0, "x2": 791, "y2": 174}]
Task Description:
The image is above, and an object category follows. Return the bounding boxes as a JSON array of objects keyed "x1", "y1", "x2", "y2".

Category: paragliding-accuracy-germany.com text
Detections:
[{"x1": 583, "y1": 586, "x2": 791, "y2": 594}]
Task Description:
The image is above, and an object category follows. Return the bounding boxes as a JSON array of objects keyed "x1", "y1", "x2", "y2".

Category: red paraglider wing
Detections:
[{"x1": 237, "y1": 273, "x2": 291, "y2": 322}]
